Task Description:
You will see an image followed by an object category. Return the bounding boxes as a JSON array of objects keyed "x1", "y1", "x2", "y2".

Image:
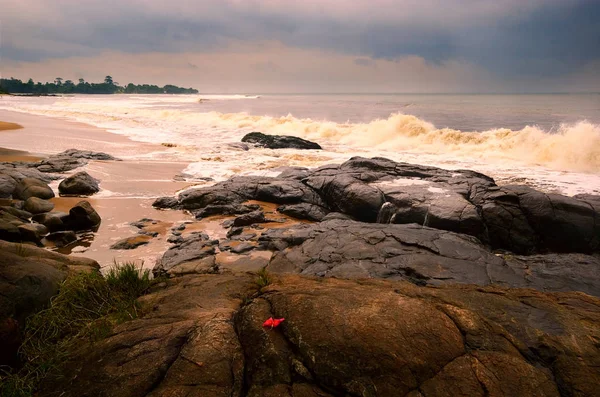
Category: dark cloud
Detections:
[{"x1": 2, "y1": 0, "x2": 599, "y2": 81}]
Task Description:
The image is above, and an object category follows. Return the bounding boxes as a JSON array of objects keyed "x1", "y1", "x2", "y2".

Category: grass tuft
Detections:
[
  {"x1": 0, "y1": 262, "x2": 152, "y2": 397},
  {"x1": 255, "y1": 267, "x2": 272, "y2": 291}
]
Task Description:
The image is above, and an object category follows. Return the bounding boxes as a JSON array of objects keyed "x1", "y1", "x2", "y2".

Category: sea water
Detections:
[{"x1": 1, "y1": 93, "x2": 599, "y2": 195}]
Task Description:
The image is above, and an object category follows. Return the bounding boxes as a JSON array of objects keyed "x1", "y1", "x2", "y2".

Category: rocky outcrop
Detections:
[
  {"x1": 241, "y1": 132, "x2": 322, "y2": 150},
  {"x1": 35, "y1": 149, "x2": 120, "y2": 173},
  {"x1": 0, "y1": 240, "x2": 99, "y2": 366},
  {"x1": 154, "y1": 157, "x2": 600, "y2": 255},
  {"x1": 259, "y1": 219, "x2": 600, "y2": 297},
  {"x1": 58, "y1": 171, "x2": 100, "y2": 196},
  {"x1": 40, "y1": 274, "x2": 600, "y2": 397}
]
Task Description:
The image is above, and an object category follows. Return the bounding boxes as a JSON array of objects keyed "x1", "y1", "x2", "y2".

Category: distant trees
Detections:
[{"x1": 0, "y1": 77, "x2": 199, "y2": 95}]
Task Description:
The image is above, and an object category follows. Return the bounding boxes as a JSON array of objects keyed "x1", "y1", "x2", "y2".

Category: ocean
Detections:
[{"x1": 1, "y1": 93, "x2": 599, "y2": 195}]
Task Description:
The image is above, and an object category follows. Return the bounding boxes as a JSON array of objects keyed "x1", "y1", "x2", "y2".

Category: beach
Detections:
[{"x1": 0, "y1": 110, "x2": 194, "y2": 269}]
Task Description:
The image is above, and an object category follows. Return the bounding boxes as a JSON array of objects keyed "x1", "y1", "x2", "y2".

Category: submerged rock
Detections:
[
  {"x1": 241, "y1": 131, "x2": 322, "y2": 150},
  {"x1": 23, "y1": 197, "x2": 55, "y2": 214},
  {"x1": 110, "y1": 235, "x2": 153, "y2": 250}
]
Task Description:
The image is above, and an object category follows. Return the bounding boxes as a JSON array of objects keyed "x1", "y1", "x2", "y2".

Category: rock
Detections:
[
  {"x1": 232, "y1": 210, "x2": 267, "y2": 227},
  {"x1": 58, "y1": 171, "x2": 100, "y2": 196},
  {"x1": 154, "y1": 234, "x2": 218, "y2": 276},
  {"x1": 34, "y1": 149, "x2": 119, "y2": 173},
  {"x1": 277, "y1": 203, "x2": 329, "y2": 221},
  {"x1": 471, "y1": 185, "x2": 599, "y2": 254},
  {"x1": 231, "y1": 242, "x2": 255, "y2": 254},
  {"x1": 194, "y1": 203, "x2": 260, "y2": 219},
  {"x1": 32, "y1": 211, "x2": 69, "y2": 232},
  {"x1": 13, "y1": 177, "x2": 55, "y2": 201},
  {"x1": 0, "y1": 174, "x2": 17, "y2": 198},
  {"x1": 241, "y1": 132, "x2": 322, "y2": 150},
  {"x1": 0, "y1": 163, "x2": 59, "y2": 183},
  {"x1": 45, "y1": 231, "x2": 77, "y2": 247},
  {"x1": 18, "y1": 223, "x2": 48, "y2": 243},
  {"x1": 259, "y1": 220, "x2": 600, "y2": 296},
  {"x1": 39, "y1": 274, "x2": 600, "y2": 397},
  {"x1": 0, "y1": 240, "x2": 99, "y2": 366},
  {"x1": 152, "y1": 156, "x2": 600, "y2": 254},
  {"x1": 152, "y1": 196, "x2": 181, "y2": 209},
  {"x1": 64, "y1": 201, "x2": 101, "y2": 231},
  {"x1": 0, "y1": 206, "x2": 32, "y2": 221},
  {"x1": 110, "y1": 235, "x2": 153, "y2": 250},
  {"x1": 0, "y1": 219, "x2": 21, "y2": 242},
  {"x1": 23, "y1": 197, "x2": 55, "y2": 214},
  {"x1": 56, "y1": 149, "x2": 120, "y2": 161}
]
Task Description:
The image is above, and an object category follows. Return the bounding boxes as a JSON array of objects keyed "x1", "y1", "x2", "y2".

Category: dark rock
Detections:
[
  {"x1": 260, "y1": 220, "x2": 600, "y2": 296},
  {"x1": 45, "y1": 231, "x2": 77, "y2": 247},
  {"x1": 0, "y1": 219, "x2": 21, "y2": 242},
  {"x1": 56, "y1": 149, "x2": 119, "y2": 161},
  {"x1": 110, "y1": 235, "x2": 152, "y2": 250},
  {"x1": 471, "y1": 185, "x2": 599, "y2": 254},
  {"x1": 241, "y1": 132, "x2": 322, "y2": 150},
  {"x1": 277, "y1": 203, "x2": 329, "y2": 221},
  {"x1": 0, "y1": 164, "x2": 59, "y2": 183},
  {"x1": 276, "y1": 166, "x2": 310, "y2": 180},
  {"x1": 194, "y1": 204, "x2": 260, "y2": 219},
  {"x1": 32, "y1": 211, "x2": 69, "y2": 232},
  {"x1": 13, "y1": 177, "x2": 55, "y2": 201},
  {"x1": 231, "y1": 242, "x2": 255, "y2": 254},
  {"x1": 18, "y1": 223, "x2": 48, "y2": 243},
  {"x1": 35, "y1": 149, "x2": 119, "y2": 173},
  {"x1": 23, "y1": 197, "x2": 55, "y2": 214},
  {"x1": 167, "y1": 235, "x2": 184, "y2": 244},
  {"x1": 321, "y1": 212, "x2": 355, "y2": 221},
  {"x1": 232, "y1": 210, "x2": 267, "y2": 227},
  {"x1": 58, "y1": 171, "x2": 100, "y2": 196},
  {"x1": 0, "y1": 206, "x2": 32, "y2": 221},
  {"x1": 64, "y1": 201, "x2": 101, "y2": 231},
  {"x1": 0, "y1": 174, "x2": 17, "y2": 198},
  {"x1": 154, "y1": 234, "x2": 218, "y2": 276},
  {"x1": 152, "y1": 196, "x2": 181, "y2": 209}
]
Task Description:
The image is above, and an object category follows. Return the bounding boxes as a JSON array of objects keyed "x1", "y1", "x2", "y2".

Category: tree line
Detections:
[{"x1": 0, "y1": 76, "x2": 199, "y2": 95}]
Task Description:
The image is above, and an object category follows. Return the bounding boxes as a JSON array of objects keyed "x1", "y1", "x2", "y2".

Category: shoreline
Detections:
[{"x1": 0, "y1": 111, "x2": 198, "y2": 269}]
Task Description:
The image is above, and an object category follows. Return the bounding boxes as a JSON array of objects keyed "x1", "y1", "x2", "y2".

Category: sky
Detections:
[{"x1": 1, "y1": 0, "x2": 599, "y2": 93}]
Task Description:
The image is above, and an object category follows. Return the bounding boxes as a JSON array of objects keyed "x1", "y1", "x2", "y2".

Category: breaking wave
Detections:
[{"x1": 193, "y1": 112, "x2": 600, "y2": 173}]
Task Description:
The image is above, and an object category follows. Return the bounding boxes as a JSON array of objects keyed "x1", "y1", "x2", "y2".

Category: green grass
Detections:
[
  {"x1": 0, "y1": 262, "x2": 152, "y2": 397},
  {"x1": 255, "y1": 267, "x2": 273, "y2": 291}
]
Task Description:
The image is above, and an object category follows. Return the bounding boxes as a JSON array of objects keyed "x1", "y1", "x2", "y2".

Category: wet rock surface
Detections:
[
  {"x1": 155, "y1": 157, "x2": 600, "y2": 255},
  {"x1": 241, "y1": 132, "x2": 322, "y2": 150}
]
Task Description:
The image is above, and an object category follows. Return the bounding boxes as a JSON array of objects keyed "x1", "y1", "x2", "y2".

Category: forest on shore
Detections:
[{"x1": 0, "y1": 76, "x2": 198, "y2": 95}]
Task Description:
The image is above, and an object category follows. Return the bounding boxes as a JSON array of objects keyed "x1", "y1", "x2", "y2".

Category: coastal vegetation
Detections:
[
  {"x1": 0, "y1": 262, "x2": 151, "y2": 397},
  {"x1": 0, "y1": 76, "x2": 198, "y2": 95}
]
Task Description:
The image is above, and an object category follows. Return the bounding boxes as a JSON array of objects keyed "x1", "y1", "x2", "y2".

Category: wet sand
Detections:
[{"x1": 0, "y1": 111, "x2": 197, "y2": 270}]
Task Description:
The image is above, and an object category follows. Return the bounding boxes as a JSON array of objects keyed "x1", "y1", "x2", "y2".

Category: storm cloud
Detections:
[{"x1": 1, "y1": 0, "x2": 599, "y2": 92}]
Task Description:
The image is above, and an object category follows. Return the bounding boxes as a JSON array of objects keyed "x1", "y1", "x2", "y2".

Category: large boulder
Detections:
[
  {"x1": 39, "y1": 274, "x2": 600, "y2": 397},
  {"x1": 241, "y1": 132, "x2": 322, "y2": 150},
  {"x1": 23, "y1": 197, "x2": 55, "y2": 214},
  {"x1": 13, "y1": 177, "x2": 55, "y2": 201},
  {"x1": 58, "y1": 171, "x2": 100, "y2": 196},
  {"x1": 63, "y1": 201, "x2": 101, "y2": 231}
]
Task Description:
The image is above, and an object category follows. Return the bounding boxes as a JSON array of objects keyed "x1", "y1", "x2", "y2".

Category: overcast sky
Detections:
[{"x1": 1, "y1": 0, "x2": 599, "y2": 93}]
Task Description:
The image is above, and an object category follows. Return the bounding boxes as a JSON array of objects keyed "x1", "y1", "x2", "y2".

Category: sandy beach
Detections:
[{"x1": 0, "y1": 110, "x2": 196, "y2": 269}]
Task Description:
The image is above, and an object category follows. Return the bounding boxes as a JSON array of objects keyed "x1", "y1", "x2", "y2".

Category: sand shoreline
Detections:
[{"x1": 0, "y1": 110, "x2": 200, "y2": 270}]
